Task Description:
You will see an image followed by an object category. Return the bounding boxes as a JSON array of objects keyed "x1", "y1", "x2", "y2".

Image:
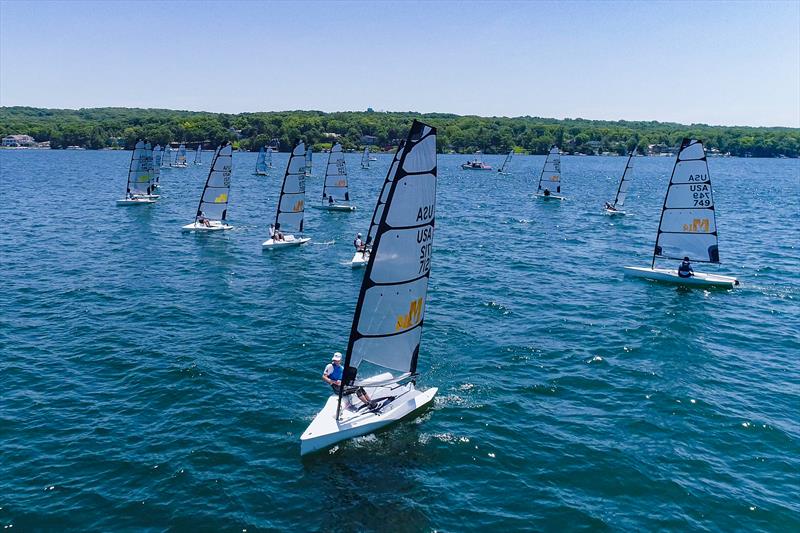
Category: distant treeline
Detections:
[{"x1": 1, "y1": 106, "x2": 798, "y2": 157}]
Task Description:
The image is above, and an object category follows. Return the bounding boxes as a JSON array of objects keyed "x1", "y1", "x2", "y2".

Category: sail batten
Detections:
[
  {"x1": 537, "y1": 146, "x2": 561, "y2": 193},
  {"x1": 275, "y1": 141, "x2": 307, "y2": 233},
  {"x1": 337, "y1": 120, "x2": 437, "y2": 419},
  {"x1": 322, "y1": 143, "x2": 351, "y2": 204},
  {"x1": 652, "y1": 139, "x2": 719, "y2": 265},
  {"x1": 194, "y1": 144, "x2": 232, "y2": 222}
]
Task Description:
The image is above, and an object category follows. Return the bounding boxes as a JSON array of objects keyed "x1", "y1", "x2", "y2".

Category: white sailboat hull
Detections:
[
  {"x1": 351, "y1": 251, "x2": 369, "y2": 268},
  {"x1": 300, "y1": 378, "x2": 438, "y2": 456},
  {"x1": 604, "y1": 207, "x2": 628, "y2": 216},
  {"x1": 116, "y1": 197, "x2": 156, "y2": 206},
  {"x1": 536, "y1": 193, "x2": 566, "y2": 201},
  {"x1": 262, "y1": 235, "x2": 311, "y2": 248},
  {"x1": 171, "y1": 164, "x2": 188, "y2": 168},
  {"x1": 312, "y1": 204, "x2": 357, "y2": 212},
  {"x1": 181, "y1": 221, "x2": 233, "y2": 232},
  {"x1": 254, "y1": 171, "x2": 268, "y2": 176},
  {"x1": 623, "y1": 266, "x2": 739, "y2": 288}
]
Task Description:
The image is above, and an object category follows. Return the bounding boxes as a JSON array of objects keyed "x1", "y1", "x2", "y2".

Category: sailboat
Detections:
[
  {"x1": 262, "y1": 141, "x2": 311, "y2": 248},
  {"x1": 303, "y1": 147, "x2": 311, "y2": 177},
  {"x1": 181, "y1": 144, "x2": 234, "y2": 232},
  {"x1": 116, "y1": 140, "x2": 159, "y2": 205},
  {"x1": 301, "y1": 120, "x2": 439, "y2": 456},
  {"x1": 171, "y1": 143, "x2": 188, "y2": 168},
  {"x1": 497, "y1": 150, "x2": 513, "y2": 174},
  {"x1": 152, "y1": 144, "x2": 162, "y2": 189},
  {"x1": 267, "y1": 146, "x2": 274, "y2": 168},
  {"x1": 624, "y1": 139, "x2": 739, "y2": 288},
  {"x1": 535, "y1": 146, "x2": 564, "y2": 200},
  {"x1": 194, "y1": 144, "x2": 202, "y2": 165},
  {"x1": 161, "y1": 145, "x2": 172, "y2": 168},
  {"x1": 312, "y1": 142, "x2": 356, "y2": 212},
  {"x1": 461, "y1": 151, "x2": 492, "y2": 170},
  {"x1": 361, "y1": 146, "x2": 371, "y2": 169},
  {"x1": 254, "y1": 146, "x2": 268, "y2": 175},
  {"x1": 604, "y1": 149, "x2": 636, "y2": 215}
]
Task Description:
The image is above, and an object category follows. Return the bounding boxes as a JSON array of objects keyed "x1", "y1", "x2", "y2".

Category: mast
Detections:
[
  {"x1": 274, "y1": 141, "x2": 307, "y2": 233},
  {"x1": 651, "y1": 139, "x2": 718, "y2": 268},
  {"x1": 537, "y1": 146, "x2": 561, "y2": 193},
  {"x1": 322, "y1": 143, "x2": 350, "y2": 205},
  {"x1": 612, "y1": 149, "x2": 636, "y2": 208},
  {"x1": 194, "y1": 144, "x2": 232, "y2": 222},
  {"x1": 336, "y1": 120, "x2": 437, "y2": 419}
]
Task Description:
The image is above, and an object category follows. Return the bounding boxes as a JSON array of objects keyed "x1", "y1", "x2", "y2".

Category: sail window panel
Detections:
[
  {"x1": 198, "y1": 201, "x2": 227, "y2": 221},
  {"x1": 281, "y1": 174, "x2": 305, "y2": 195},
  {"x1": 277, "y1": 210, "x2": 304, "y2": 232},
  {"x1": 129, "y1": 178, "x2": 150, "y2": 195},
  {"x1": 656, "y1": 232, "x2": 718, "y2": 262},
  {"x1": 206, "y1": 168, "x2": 231, "y2": 188},
  {"x1": 384, "y1": 173, "x2": 436, "y2": 228},
  {"x1": 665, "y1": 183, "x2": 713, "y2": 209},
  {"x1": 200, "y1": 187, "x2": 229, "y2": 205},
  {"x1": 287, "y1": 157, "x2": 305, "y2": 175},
  {"x1": 678, "y1": 140, "x2": 706, "y2": 161},
  {"x1": 402, "y1": 134, "x2": 437, "y2": 173},
  {"x1": 660, "y1": 209, "x2": 717, "y2": 234},
  {"x1": 672, "y1": 160, "x2": 710, "y2": 184},
  {"x1": 356, "y1": 277, "x2": 430, "y2": 336},
  {"x1": 370, "y1": 204, "x2": 385, "y2": 230},
  {"x1": 349, "y1": 327, "x2": 422, "y2": 373},
  {"x1": 324, "y1": 184, "x2": 349, "y2": 201},
  {"x1": 369, "y1": 226, "x2": 434, "y2": 283}
]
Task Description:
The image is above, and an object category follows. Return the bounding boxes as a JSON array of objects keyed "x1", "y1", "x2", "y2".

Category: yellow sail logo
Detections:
[
  {"x1": 550, "y1": 175, "x2": 559, "y2": 181},
  {"x1": 292, "y1": 200, "x2": 304, "y2": 212},
  {"x1": 395, "y1": 297, "x2": 423, "y2": 331},
  {"x1": 683, "y1": 218, "x2": 709, "y2": 232},
  {"x1": 214, "y1": 192, "x2": 228, "y2": 203},
  {"x1": 336, "y1": 179, "x2": 347, "y2": 187},
  {"x1": 138, "y1": 174, "x2": 150, "y2": 182}
]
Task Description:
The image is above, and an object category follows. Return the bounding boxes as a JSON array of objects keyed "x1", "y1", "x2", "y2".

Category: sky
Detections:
[{"x1": 1, "y1": 0, "x2": 798, "y2": 127}]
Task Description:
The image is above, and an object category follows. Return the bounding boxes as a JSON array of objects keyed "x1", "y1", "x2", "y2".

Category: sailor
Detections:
[
  {"x1": 543, "y1": 188, "x2": 551, "y2": 196},
  {"x1": 678, "y1": 257, "x2": 694, "y2": 278},
  {"x1": 272, "y1": 222, "x2": 284, "y2": 241},
  {"x1": 328, "y1": 195, "x2": 335, "y2": 206},
  {"x1": 354, "y1": 233, "x2": 364, "y2": 252},
  {"x1": 197, "y1": 211, "x2": 211, "y2": 227},
  {"x1": 604, "y1": 201, "x2": 616, "y2": 211},
  {"x1": 322, "y1": 352, "x2": 372, "y2": 407}
]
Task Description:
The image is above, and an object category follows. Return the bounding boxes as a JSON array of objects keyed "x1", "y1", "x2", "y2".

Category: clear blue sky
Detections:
[{"x1": 1, "y1": 0, "x2": 798, "y2": 127}]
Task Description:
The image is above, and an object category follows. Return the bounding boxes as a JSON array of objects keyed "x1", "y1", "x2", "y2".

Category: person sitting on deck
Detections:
[
  {"x1": 328, "y1": 195, "x2": 335, "y2": 206},
  {"x1": 354, "y1": 233, "x2": 364, "y2": 252},
  {"x1": 270, "y1": 223, "x2": 284, "y2": 241},
  {"x1": 604, "y1": 201, "x2": 616, "y2": 211},
  {"x1": 323, "y1": 352, "x2": 372, "y2": 407},
  {"x1": 197, "y1": 211, "x2": 211, "y2": 227},
  {"x1": 543, "y1": 188, "x2": 551, "y2": 196},
  {"x1": 678, "y1": 257, "x2": 694, "y2": 278}
]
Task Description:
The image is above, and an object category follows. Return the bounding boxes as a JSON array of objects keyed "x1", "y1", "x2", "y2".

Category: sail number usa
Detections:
[
  {"x1": 417, "y1": 226, "x2": 433, "y2": 274},
  {"x1": 688, "y1": 183, "x2": 711, "y2": 207}
]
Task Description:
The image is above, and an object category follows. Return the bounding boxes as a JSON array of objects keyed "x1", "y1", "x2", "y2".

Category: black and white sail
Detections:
[
  {"x1": 337, "y1": 120, "x2": 437, "y2": 416},
  {"x1": 174, "y1": 143, "x2": 187, "y2": 166},
  {"x1": 274, "y1": 141, "x2": 307, "y2": 233},
  {"x1": 303, "y1": 147, "x2": 311, "y2": 176},
  {"x1": 126, "y1": 140, "x2": 154, "y2": 197},
  {"x1": 193, "y1": 144, "x2": 232, "y2": 222},
  {"x1": 498, "y1": 150, "x2": 513, "y2": 173},
  {"x1": 194, "y1": 144, "x2": 202, "y2": 165},
  {"x1": 151, "y1": 144, "x2": 161, "y2": 185},
  {"x1": 653, "y1": 139, "x2": 719, "y2": 266},
  {"x1": 361, "y1": 146, "x2": 370, "y2": 169},
  {"x1": 611, "y1": 149, "x2": 636, "y2": 209},
  {"x1": 537, "y1": 146, "x2": 561, "y2": 193},
  {"x1": 255, "y1": 147, "x2": 267, "y2": 174},
  {"x1": 161, "y1": 145, "x2": 172, "y2": 168},
  {"x1": 322, "y1": 143, "x2": 351, "y2": 204}
]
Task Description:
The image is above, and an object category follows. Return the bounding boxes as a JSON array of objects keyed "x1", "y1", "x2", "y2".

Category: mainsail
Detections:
[
  {"x1": 194, "y1": 144, "x2": 232, "y2": 222},
  {"x1": 126, "y1": 140, "x2": 154, "y2": 197},
  {"x1": 161, "y1": 145, "x2": 172, "y2": 168},
  {"x1": 611, "y1": 149, "x2": 636, "y2": 209},
  {"x1": 653, "y1": 139, "x2": 719, "y2": 266},
  {"x1": 194, "y1": 144, "x2": 202, "y2": 165},
  {"x1": 537, "y1": 146, "x2": 561, "y2": 193},
  {"x1": 337, "y1": 120, "x2": 437, "y2": 417},
  {"x1": 499, "y1": 150, "x2": 513, "y2": 173},
  {"x1": 151, "y1": 144, "x2": 161, "y2": 185},
  {"x1": 255, "y1": 147, "x2": 267, "y2": 174},
  {"x1": 303, "y1": 147, "x2": 311, "y2": 176},
  {"x1": 322, "y1": 143, "x2": 350, "y2": 205},
  {"x1": 274, "y1": 141, "x2": 307, "y2": 233},
  {"x1": 267, "y1": 146, "x2": 274, "y2": 168},
  {"x1": 361, "y1": 146, "x2": 370, "y2": 169},
  {"x1": 175, "y1": 144, "x2": 187, "y2": 166}
]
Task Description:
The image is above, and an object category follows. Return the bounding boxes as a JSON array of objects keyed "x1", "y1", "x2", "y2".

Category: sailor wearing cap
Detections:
[
  {"x1": 353, "y1": 232, "x2": 364, "y2": 252},
  {"x1": 322, "y1": 352, "x2": 373, "y2": 407}
]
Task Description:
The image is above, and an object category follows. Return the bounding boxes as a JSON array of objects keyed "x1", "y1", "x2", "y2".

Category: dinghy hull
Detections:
[
  {"x1": 116, "y1": 198, "x2": 156, "y2": 206},
  {"x1": 181, "y1": 221, "x2": 233, "y2": 232},
  {"x1": 604, "y1": 208, "x2": 627, "y2": 216},
  {"x1": 623, "y1": 266, "x2": 739, "y2": 288},
  {"x1": 536, "y1": 193, "x2": 565, "y2": 201},
  {"x1": 350, "y1": 251, "x2": 369, "y2": 268},
  {"x1": 262, "y1": 235, "x2": 311, "y2": 249},
  {"x1": 300, "y1": 381, "x2": 437, "y2": 456},
  {"x1": 312, "y1": 204, "x2": 356, "y2": 212}
]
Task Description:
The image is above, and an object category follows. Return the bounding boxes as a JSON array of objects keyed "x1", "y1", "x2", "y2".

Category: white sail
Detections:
[
  {"x1": 151, "y1": 144, "x2": 161, "y2": 185},
  {"x1": 653, "y1": 139, "x2": 719, "y2": 264},
  {"x1": 267, "y1": 146, "x2": 274, "y2": 168},
  {"x1": 498, "y1": 150, "x2": 513, "y2": 173},
  {"x1": 193, "y1": 144, "x2": 232, "y2": 222},
  {"x1": 255, "y1": 147, "x2": 267, "y2": 174},
  {"x1": 274, "y1": 141, "x2": 307, "y2": 233},
  {"x1": 612, "y1": 149, "x2": 636, "y2": 208},
  {"x1": 337, "y1": 120, "x2": 437, "y2": 415},
  {"x1": 322, "y1": 143, "x2": 351, "y2": 205},
  {"x1": 161, "y1": 146, "x2": 172, "y2": 168},
  {"x1": 361, "y1": 146, "x2": 370, "y2": 169},
  {"x1": 537, "y1": 146, "x2": 561, "y2": 193},
  {"x1": 194, "y1": 144, "x2": 202, "y2": 164},
  {"x1": 174, "y1": 143, "x2": 187, "y2": 166},
  {"x1": 126, "y1": 140, "x2": 154, "y2": 197},
  {"x1": 303, "y1": 147, "x2": 311, "y2": 176}
]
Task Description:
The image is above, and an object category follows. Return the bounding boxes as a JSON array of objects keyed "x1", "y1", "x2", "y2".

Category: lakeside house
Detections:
[{"x1": 2, "y1": 134, "x2": 36, "y2": 147}]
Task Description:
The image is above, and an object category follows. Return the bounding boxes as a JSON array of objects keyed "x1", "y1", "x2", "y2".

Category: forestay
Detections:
[
  {"x1": 537, "y1": 146, "x2": 561, "y2": 193},
  {"x1": 126, "y1": 141, "x2": 155, "y2": 197},
  {"x1": 275, "y1": 141, "x2": 307, "y2": 233},
  {"x1": 194, "y1": 144, "x2": 232, "y2": 222},
  {"x1": 337, "y1": 120, "x2": 437, "y2": 417},
  {"x1": 322, "y1": 143, "x2": 350, "y2": 204},
  {"x1": 653, "y1": 139, "x2": 719, "y2": 264},
  {"x1": 612, "y1": 149, "x2": 636, "y2": 208},
  {"x1": 255, "y1": 147, "x2": 267, "y2": 174}
]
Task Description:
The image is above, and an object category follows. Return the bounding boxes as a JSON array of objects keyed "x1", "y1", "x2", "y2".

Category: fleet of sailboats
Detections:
[
  {"x1": 181, "y1": 144, "x2": 233, "y2": 232},
  {"x1": 535, "y1": 146, "x2": 564, "y2": 200},
  {"x1": 262, "y1": 141, "x2": 311, "y2": 248},
  {"x1": 604, "y1": 149, "x2": 636, "y2": 215},
  {"x1": 623, "y1": 139, "x2": 739, "y2": 288},
  {"x1": 300, "y1": 120, "x2": 439, "y2": 456},
  {"x1": 313, "y1": 143, "x2": 356, "y2": 211}
]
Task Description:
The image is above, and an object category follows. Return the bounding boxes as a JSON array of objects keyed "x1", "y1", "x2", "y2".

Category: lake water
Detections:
[{"x1": 1, "y1": 149, "x2": 798, "y2": 530}]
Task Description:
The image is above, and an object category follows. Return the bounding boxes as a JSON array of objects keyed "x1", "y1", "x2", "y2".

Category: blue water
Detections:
[{"x1": 1, "y1": 149, "x2": 798, "y2": 530}]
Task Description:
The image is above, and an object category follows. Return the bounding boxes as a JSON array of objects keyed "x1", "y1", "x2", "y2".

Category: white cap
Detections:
[
  {"x1": 357, "y1": 233, "x2": 362, "y2": 237},
  {"x1": 332, "y1": 352, "x2": 343, "y2": 362}
]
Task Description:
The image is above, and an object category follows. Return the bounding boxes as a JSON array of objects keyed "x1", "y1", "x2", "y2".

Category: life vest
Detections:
[{"x1": 329, "y1": 364, "x2": 343, "y2": 382}]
